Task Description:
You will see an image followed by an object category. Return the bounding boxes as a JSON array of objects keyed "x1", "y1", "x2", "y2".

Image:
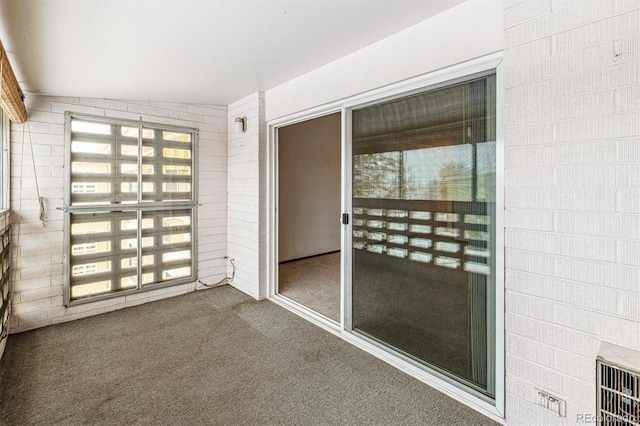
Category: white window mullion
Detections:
[
  {"x1": 136, "y1": 122, "x2": 144, "y2": 290},
  {"x1": 136, "y1": 210, "x2": 142, "y2": 291},
  {"x1": 137, "y1": 122, "x2": 143, "y2": 205}
]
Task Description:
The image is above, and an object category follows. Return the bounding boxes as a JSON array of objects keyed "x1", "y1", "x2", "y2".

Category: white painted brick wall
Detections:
[
  {"x1": 9, "y1": 96, "x2": 227, "y2": 333},
  {"x1": 227, "y1": 92, "x2": 267, "y2": 300},
  {"x1": 504, "y1": 0, "x2": 640, "y2": 424}
]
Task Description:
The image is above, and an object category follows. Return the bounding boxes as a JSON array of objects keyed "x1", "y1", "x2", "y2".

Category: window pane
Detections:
[
  {"x1": 351, "y1": 74, "x2": 497, "y2": 396},
  {"x1": 163, "y1": 250, "x2": 190, "y2": 262},
  {"x1": 121, "y1": 127, "x2": 155, "y2": 139},
  {"x1": 162, "y1": 165, "x2": 191, "y2": 175},
  {"x1": 72, "y1": 182, "x2": 111, "y2": 194},
  {"x1": 162, "y1": 131, "x2": 191, "y2": 143},
  {"x1": 72, "y1": 162, "x2": 111, "y2": 174},
  {"x1": 162, "y1": 233, "x2": 190, "y2": 245},
  {"x1": 72, "y1": 141, "x2": 111, "y2": 155},
  {"x1": 121, "y1": 164, "x2": 154, "y2": 175},
  {"x1": 69, "y1": 120, "x2": 185, "y2": 206},
  {"x1": 120, "y1": 255, "x2": 154, "y2": 269},
  {"x1": 120, "y1": 275, "x2": 138, "y2": 289},
  {"x1": 72, "y1": 260, "x2": 111, "y2": 277},
  {"x1": 71, "y1": 120, "x2": 111, "y2": 135},
  {"x1": 69, "y1": 211, "x2": 137, "y2": 299},
  {"x1": 162, "y1": 215, "x2": 190, "y2": 227},
  {"x1": 162, "y1": 182, "x2": 191, "y2": 193},
  {"x1": 163, "y1": 148, "x2": 191, "y2": 159},
  {"x1": 141, "y1": 128, "x2": 155, "y2": 139},
  {"x1": 140, "y1": 210, "x2": 193, "y2": 287},
  {"x1": 71, "y1": 221, "x2": 111, "y2": 235},
  {"x1": 120, "y1": 237, "x2": 154, "y2": 249},
  {"x1": 121, "y1": 145, "x2": 154, "y2": 157},
  {"x1": 71, "y1": 241, "x2": 111, "y2": 256},
  {"x1": 66, "y1": 117, "x2": 196, "y2": 302},
  {"x1": 120, "y1": 273, "x2": 154, "y2": 288},
  {"x1": 120, "y1": 182, "x2": 154, "y2": 193},
  {"x1": 71, "y1": 280, "x2": 111, "y2": 298},
  {"x1": 162, "y1": 266, "x2": 191, "y2": 281},
  {"x1": 120, "y1": 218, "x2": 154, "y2": 230}
]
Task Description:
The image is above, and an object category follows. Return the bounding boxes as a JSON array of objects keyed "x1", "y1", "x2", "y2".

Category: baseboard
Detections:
[{"x1": 279, "y1": 250, "x2": 340, "y2": 264}]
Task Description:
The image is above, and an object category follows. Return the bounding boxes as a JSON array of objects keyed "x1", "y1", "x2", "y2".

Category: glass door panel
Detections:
[{"x1": 351, "y1": 74, "x2": 497, "y2": 396}]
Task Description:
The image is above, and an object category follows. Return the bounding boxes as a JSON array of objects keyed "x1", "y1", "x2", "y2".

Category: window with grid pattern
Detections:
[{"x1": 65, "y1": 114, "x2": 197, "y2": 304}]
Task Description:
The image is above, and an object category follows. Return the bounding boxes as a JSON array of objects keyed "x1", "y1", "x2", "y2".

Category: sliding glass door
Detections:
[{"x1": 350, "y1": 73, "x2": 497, "y2": 396}]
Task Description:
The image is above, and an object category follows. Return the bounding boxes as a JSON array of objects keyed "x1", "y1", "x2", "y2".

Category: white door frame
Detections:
[
  {"x1": 266, "y1": 51, "x2": 505, "y2": 423},
  {"x1": 267, "y1": 106, "x2": 345, "y2": 333}
]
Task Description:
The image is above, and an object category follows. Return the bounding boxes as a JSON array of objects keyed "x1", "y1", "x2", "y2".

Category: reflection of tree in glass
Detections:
[
  {"x1": 353, "y1": 152, "x2": 400, "y2": 199},
  {"x1": 354, "y1": 144, "x2": 493, "y2": 201}
]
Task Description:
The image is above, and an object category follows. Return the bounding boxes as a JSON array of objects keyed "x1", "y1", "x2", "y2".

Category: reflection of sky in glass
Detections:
[
  {"x1": 354, "y1": 141, "x2": 496, "y2": 201},
  {"x1": 476, "y1": 142, "x2": 496, "y2": 201},
  {"x1": 403, "y1": 145, "x2": 472, "y2": 201}
]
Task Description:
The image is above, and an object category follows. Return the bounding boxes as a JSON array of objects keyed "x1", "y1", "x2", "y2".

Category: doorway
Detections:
[
  {"x1": 268, "y1": 56, "x2": 503, "y2": 416},
  {"x1": 276, "y1": 112, "x2": 342, "y2": 322}
]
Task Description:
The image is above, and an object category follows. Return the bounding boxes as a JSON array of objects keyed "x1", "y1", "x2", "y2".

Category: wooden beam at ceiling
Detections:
[{"x1": 0, "y1": 39, "x2": 27, "y2": 124}]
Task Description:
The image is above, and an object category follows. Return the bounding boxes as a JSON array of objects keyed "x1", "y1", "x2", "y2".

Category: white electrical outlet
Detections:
[{"x1": 535, "y1": 389, "x2": 566, "y2": 417}]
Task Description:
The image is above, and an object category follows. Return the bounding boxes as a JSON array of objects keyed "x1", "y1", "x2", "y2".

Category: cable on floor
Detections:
[{"x1": 198, "y1": 257, "x2": 235, "y2": 288}]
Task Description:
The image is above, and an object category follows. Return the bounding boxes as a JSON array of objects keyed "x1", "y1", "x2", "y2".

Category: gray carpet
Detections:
[
  {"x1": 0, "y1": 285, "x2": 497, "y2": 425},
  {"x1": 352, "y1": 251, "x2": 476, "y2": 387},
  {"x1": 279, "y1": 252, "x2": 341, "y2": 321}
]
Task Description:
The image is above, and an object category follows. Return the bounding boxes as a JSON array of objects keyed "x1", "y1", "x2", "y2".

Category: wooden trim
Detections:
[{"x1": 0, "y1": 39, "x2": 27, "y2": 124}]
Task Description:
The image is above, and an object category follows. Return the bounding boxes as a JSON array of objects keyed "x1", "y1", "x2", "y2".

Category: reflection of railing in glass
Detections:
[{"x1": 352, "y1": 204, "x2": 491, "y2": 272}]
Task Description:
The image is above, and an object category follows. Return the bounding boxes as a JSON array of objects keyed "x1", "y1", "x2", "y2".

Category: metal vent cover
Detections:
[{"x1": 598, "y1": 360, "x2": 640, "y2": 426}]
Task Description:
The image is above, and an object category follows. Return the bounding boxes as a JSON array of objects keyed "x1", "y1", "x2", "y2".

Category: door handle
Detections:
[{"x1": 341, "y1": 213, "x2": 349, "y2": 225}]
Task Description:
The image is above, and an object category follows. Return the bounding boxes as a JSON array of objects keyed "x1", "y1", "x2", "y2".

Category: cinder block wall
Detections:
[
  {"x1": 227, "y1": 92, "x2": 267, "y2": 300},
  {"x1": 504, "y1": 0, "x2": 640, "y2": 423},
  {"x1": 9, "y1": 97, "x2": 227, "y2": 332}
]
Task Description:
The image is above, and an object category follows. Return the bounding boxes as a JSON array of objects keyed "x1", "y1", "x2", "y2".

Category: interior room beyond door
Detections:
[{"x1": 277, "y1": 113, "x2": 342, "y2": 322}]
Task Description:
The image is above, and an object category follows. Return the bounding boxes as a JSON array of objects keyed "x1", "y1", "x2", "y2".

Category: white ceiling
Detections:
[{"x1": 0, "y1": 0, "x2": 466, "y2": 105}]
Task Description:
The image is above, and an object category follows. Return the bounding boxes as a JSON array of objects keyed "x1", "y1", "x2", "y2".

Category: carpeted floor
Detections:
[
  {"x1": 278, "y1": 250, "x2": 482, "y2": 390},
  {"x1": 278, "y1": 252, "x2": 341, "y2": 321},
  {"x1": 0, "y1": 285, "x2": 497, "y2": 425},
  {"x1": 352, "y1": 251, "x2": 476, "y2": 387}
]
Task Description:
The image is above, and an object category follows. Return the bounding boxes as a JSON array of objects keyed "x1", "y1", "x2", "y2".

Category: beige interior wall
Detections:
[{"x1": 278, "y1": 113, "x2": 341, "y2": 262}]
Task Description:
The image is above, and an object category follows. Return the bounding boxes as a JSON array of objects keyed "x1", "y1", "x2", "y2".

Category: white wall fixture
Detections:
[
  {"x1": 535, "y1": 389, "x2": 566, "y2": 417},
  {"x1": 234, "y1": 116, "x2": 247, "y2": 133}
]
